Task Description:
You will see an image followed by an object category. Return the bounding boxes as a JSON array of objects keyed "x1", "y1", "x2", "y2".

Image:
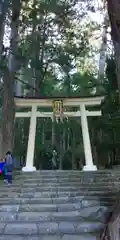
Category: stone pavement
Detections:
[{"x1": 0, "y1": 170, "x2": 119, "y2": 239}]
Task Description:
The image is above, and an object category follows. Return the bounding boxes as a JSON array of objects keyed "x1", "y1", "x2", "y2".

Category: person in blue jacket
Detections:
[{"x1": 3, "y1": 151, "x2": 14, "y2": 185}]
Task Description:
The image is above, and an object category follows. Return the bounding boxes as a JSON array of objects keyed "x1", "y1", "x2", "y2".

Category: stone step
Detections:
[
  {"x1": 7, "y1": 173, "x2": 120, "y2": 179},
  {"x1": 0, "y1": 206, "x2": 109, "y2": 222},
  {"x1": 16, "y1": 170, "x2": 111, "y2": 174},
  {"x1": 0, "y1": 197, "x2": 114, "y2": 208},
  {"x1": 2, "y1": 183, "x2": 119, "y2": 190},
  {"x1": 16, "y1": 176, "x2": 117, "y2": 179},
  {"x1": 15, "y1": 179, "x2": 120, "y2": 185},
  {"x1": 0, "y1": 221, "x2": 104, "y2": 235},
  {"x1": 0, "y1": 196, "x2": 116, "y2": 206},
  {"x1": 15, "y1": 172, "x2": 120, "y2": 177},
  {"x1": 5, "y1": 175, "x2": 120, "y2": 181},
  {"x1": 0, "y1": 190, "x2": 118, "y2": 199},
  {"x1": 0, "y1": 189, "x2": 119, "y2": 200},
  {"x1": 15, "y1": 176, "x2": 120, "y2": 181},
  {"x1": 2, "y1": 182, "x2": 119, "y2": 188},
  {"x1": 24, "y1": 191, "x2": 118, "y2": 198},
  {"x1": 0, "y1": 235, "x2": 98, "y2": 240},
  {"x1": 17, "y1": 169, "x2": 120, "y2": 174},
  {"x1": 23, "y1": 185, "x2": 120, "y2": 190},
  {"x1": 3, "y1": 195, "x2": 115, "y2": 205},
  {"x1": 0, "y1": 202, "x2": 106, "y2": 212},
  {"x1": 14, "y1": 176, "x2": 120, "y2": 182},
  {"x1": 0, "y1": 184, "x2": 118, "y2": 192},
  {"x1": 16, "y1": 175, "x2": 120, "y2": 179},
  {"x1": 14, "y1": 181, "x2": 120, "y2": 186},
  {"x1": 13, "y1": 188, "x2": 120, "y2": 195},
  {"x1": 0, "y1": 187, "x2": 118, "y2": 196}
]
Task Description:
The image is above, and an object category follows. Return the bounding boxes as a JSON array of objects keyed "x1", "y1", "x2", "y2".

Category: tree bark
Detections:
[
  {"x1": 42, "y1": 119, "x2": 45, "y2": 145},
  {"x1": 0, "y1": 0, "x2": 9, "y2": 55},
  {"x1": 107, "y1": 0, "x2": 120, "y2": 98},
  {"x1": 1, "y1": 0, "x2": 21, "y2": 157},
  {"x1": 72, "y1": 131, "x2": 76, "y2": 170},
  {"x1": 98, "y1": 12, "x2": 109, "y2": 83},
  {"x1": 59, "y1": 120, "x2": 63, "y2": 170},
  {"x1": 114, "y1": 42, "x2": 120, "y2": 96},
  {"x1": 101, "y1": 198, "x2": 120, "y2": 239},
  {"x1": 0, "y1": 0, "x2": 9, "y2": 157},
  {"x1": 52, "y1": 114, "x2": 56, "y2": 149},
  {"x1": 91, "y1": 127, "x2": 99, "y2": 167},
  {"x1": 67, "y1": 120, "x2": 70, "y2": 150}
]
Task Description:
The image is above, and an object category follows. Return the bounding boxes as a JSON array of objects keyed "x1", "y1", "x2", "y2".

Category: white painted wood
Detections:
[
  {"x1": 80, "y1": 104, "x2": 97, "y2": 171},
  {"x1": 14, "y1": 96, "x2": 104, "y2": 107},
  {"x1": 15, "y1": 110, "x2": 101, "y2": 118},
  {"x1": 22, "y1": 105, "x2": 37, "y2": 172},
  {"x1": 15, "y1": 112, "x2": 31, "y2": 117}
]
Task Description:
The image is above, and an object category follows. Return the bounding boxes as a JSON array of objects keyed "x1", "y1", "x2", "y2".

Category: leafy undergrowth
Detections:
[{"x1": 0, "y1": 174, "x2": 4, "y2": 180}]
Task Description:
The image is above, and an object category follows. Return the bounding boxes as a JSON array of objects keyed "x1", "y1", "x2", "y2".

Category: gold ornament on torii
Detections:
[{"x1": 52, "y1": 100, "x2": 63, "y2": 115}]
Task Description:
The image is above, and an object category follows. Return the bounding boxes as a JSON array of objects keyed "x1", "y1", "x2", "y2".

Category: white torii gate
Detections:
[{"x1": 14, "y1": 96, "x2": 104, "y2": 172}]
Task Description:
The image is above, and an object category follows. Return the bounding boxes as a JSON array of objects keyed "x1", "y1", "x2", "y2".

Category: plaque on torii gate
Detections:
[{"x1": 52, "y1": 100, "x2": 63, "y2": 121}]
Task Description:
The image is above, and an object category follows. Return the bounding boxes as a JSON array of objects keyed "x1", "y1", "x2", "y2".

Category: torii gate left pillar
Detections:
[{"x1": 22, "y1": 105, "x2": 37, "y2": 172}]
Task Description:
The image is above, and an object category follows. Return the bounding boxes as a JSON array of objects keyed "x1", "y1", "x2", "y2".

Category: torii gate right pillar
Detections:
[{"x1": 80, "y1": 103, "x2": 97, "y2": 171}]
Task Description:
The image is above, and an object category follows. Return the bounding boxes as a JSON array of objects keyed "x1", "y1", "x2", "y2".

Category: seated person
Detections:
[{"x1": 0, "y1": 158, "x2": 5, "y2": 175}]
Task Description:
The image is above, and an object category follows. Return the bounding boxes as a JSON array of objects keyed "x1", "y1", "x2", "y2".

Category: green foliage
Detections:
[{"x1": 16, "y1": 0, "x2": 93, "y2": 94}]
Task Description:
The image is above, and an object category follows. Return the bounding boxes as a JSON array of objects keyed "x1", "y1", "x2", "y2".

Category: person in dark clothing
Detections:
[
  {"x1": 3, "y1": 151, "x2": 14, "y2": 185},
  {"x1": 52, "y1": 149, "x2": 58, "y2": 170}
]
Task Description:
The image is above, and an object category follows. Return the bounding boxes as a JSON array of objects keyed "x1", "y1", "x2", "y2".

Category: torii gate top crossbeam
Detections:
[{"x1": 14, "y1": 96, "x2": 104, "y2": 107}]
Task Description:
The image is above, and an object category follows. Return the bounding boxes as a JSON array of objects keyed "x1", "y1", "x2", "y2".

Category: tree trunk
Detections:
[
  {"x1": 67, "y1": 120, "x2": 70, "y2": 150},
  {"x1": 42, "y1": 119, "x2": 45, "y2": 145},
  {"x1": 59, "y1": 119, "x2": 63, "y2": 170},
  {"x1": 63, "y1": 125, "x2": 66, "y2": 155},
  {"x1": 107, "y1": 0, "x2": 120, "y2": 98},
  {"x1": 98, "y1": 12, "x2": 109, "y2": 83},
  {"x1": 72, "y1": 132, "x2": 76, "y2": 170},
  {"x1": 1, "y1": 0, "x2": 21, "y2": 157},
  {"x1": 91, "y1": 128, "x2": 99, "y2": 166},
  {"x1": 101, "y1": 198, "x2": 120, "y2": 239},
  {"x1": 2, "y1": 70, "x2": 15, "y2": 155},
  {"x1": 0, "y1": 0, "x2": 9, "y2": 157},
  {"x1": 0, "y1": 0, "x2": 9, "y2": 55},
  {"x1": 52, "y1": 114, "x2": 56, "y2": 149},
  {"x1": 114, "y1": 42, "x2": 120, "y2": 96},
  {"x1": 14, "y1": 71, "x2": 22, "y2": 96}
]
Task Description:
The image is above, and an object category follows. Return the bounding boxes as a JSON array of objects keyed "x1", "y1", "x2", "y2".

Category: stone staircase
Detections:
[{"x1": 0, "y1": 170, "x2": 120, "y2": 240}]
